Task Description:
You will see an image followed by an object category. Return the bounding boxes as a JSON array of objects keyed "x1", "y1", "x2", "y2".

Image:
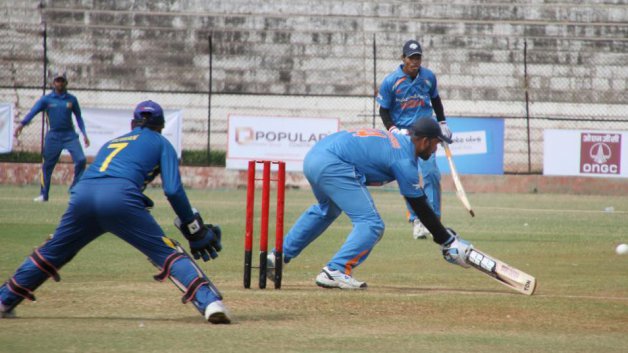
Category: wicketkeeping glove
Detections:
[
  {"x1": 439, "y1": 121, "x2": 453, "y2": 141},
  {"x1": 440, "y1": 228, "x2": 472, "y2": 268},
  {"x1": 388, "y1": 126, "x2": 409, "y2": 135},
  {"x1": 175, "y1": 210, "x2": 222, "y2": 262}
]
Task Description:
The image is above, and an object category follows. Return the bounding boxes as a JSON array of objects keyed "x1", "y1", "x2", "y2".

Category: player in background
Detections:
[
  {"x1": 377, "y1": 40, "x2": 453, "y2": 239},
  {"x1": 1, "y1": 100, "x2": 231, "y2": 324},
  {"x1": 268, "y1": 118, "x2": 473, "y2": 289},
  {"x1": 13, "y1": 71, "x2": 90, "y2": 202}
]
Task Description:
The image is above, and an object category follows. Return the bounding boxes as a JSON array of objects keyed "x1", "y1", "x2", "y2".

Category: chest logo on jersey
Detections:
[
  {"x1": 392, "y1": 77, "x2": 407, "y2": 90},
  {"x1": 66, "y1": 102, "x2": 73, "y2": 109}
]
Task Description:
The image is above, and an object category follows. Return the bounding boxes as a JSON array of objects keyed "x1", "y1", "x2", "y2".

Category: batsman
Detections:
[
  {"x1": 0, "y1": 100, "x2": 231, "y2": 324},
  {"x1": 271, "y1": 119, "x2": 474, "y2": 289}
]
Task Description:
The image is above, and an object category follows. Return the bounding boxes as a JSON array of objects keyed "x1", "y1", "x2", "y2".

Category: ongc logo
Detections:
[{"x1": 580, "y1": 133, "x2": 621, "y2": 175}]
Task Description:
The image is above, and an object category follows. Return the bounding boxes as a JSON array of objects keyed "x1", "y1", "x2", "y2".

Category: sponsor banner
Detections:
[
  {"x1": 544, "y1": 129, "x2": 627, "y2": 178},
  {"x1": 227, "y1": 115, "x2": 339, "y2": 171},
  {"x1": 63, "y1": 108, "x2": 183, "y2": 158},
  {"x1": 0, "y1": 103, "x2": 13, "y2": 154},
  {"x1": 435, "y1": 117, "x2": 504, "y2": 175}
]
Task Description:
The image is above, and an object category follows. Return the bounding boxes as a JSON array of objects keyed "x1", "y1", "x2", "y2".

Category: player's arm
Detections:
[
  {"x1": 405, "y1": 195, "x2": 450, "y2": 244},
  {"x1": 379, "y1": 107, "x2": 394, "y2": 130},
  {"x1": 14, "y1": 98, "x2": 45, "y2": 137},
  {"x1": 430, "y1": 95, "x2": 452, "y2": 141},
  {"x1": 72, "y1": 97, "x2": 90, "y2": 146},
  {"x1": 431, "y1": 95, "x2": 445, "y2": 122},
  {"x1": 377, "y1": 78, "x2": 403, "y2": 133},
  {"x1": 405, "y1": 195, "x2": 472, "y2": 268},
  {"x1": 159, "y1": 142, "x2": 194, "y2": 223},
  {"x1": 160, "y1": 142, "x2": 222, "y2": 261}
]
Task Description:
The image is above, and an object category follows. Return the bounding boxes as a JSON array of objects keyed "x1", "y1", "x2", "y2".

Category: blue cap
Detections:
[
  {"x1": 410, "y1": 118, "x2": 452, "y2": 144},
  {"x1": 133, "y1": 100, "x2": 164, "y2": 127},
  {"x1": 403, "y1": 40, "x2": 423, "y2": 57}
]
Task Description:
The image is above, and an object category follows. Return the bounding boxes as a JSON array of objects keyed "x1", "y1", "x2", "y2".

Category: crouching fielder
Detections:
[
  {"x1": 0, "y1": 100, "x2": 230, "y2": 324},
  {"x1": 277, "y1": 118, "x2": 472, "y2": 289}
]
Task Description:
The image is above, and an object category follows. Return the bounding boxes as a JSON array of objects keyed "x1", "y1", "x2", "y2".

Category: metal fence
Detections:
[{"x1": 2, "y1": 25, "x2": 626, "y2": 173}]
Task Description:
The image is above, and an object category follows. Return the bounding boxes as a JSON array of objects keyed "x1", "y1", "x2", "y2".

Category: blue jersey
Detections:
[
  {"x1": 312, "y1": 128, "x2": 424, "y2": 198},
  {"x1": 82, "y1": 126, "x2": 194, "y2": 223},
  {"x1": 376, "y1": 65, "x2": 439, "y2": 129},
  {"x1": 21, "y1": 91, "x2": 86, "y2": 135}
]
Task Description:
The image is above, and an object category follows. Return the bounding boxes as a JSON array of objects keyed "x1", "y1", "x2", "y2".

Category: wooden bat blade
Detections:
[
  {"x1": 466, "y1": 248, "x2": 537, "y2": 295},
  {"x1": 443, "y1": 143, "x2": 475, "y2": 217}
]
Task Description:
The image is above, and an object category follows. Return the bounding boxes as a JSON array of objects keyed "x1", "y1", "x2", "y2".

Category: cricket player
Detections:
[
  {"x1": 377, "y1": 40, "x2": 453, "y2": 239},
  {"x1": 1, "y1": 100, "x2": 231, "y2": 324},
  {"x1": 269, "y1": 118, "x2": 473, "y2": 289},
  {"x1": 13, "y1": 71, "x2": 90, "y2": 202}
]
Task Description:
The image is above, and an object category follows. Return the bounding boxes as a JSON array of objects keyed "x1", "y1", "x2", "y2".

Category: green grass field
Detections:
[{"x1": 1, "y1": 184, "x2": 627, "y2": 353}]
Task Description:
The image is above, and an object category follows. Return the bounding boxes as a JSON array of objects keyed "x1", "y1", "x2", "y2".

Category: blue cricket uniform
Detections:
[
  {"x1": 21, "y1": 91, "x2": 88, "y2": 200},
  {"x1": 0, "y1": 127, "x2": 220, "y2": 313},
  {"x1": 283, "y1": 128, "x2": 424, "y2": 274},
  {"x1": 377, "y1": 65, "x2": 442, "y2": 218}
]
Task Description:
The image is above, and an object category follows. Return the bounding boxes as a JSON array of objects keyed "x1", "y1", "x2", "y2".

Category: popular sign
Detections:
[{"x1": 227, "y1": 115, "x2": 339, "y2": 171}]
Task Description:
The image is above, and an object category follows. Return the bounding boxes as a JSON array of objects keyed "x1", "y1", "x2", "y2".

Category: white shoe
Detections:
[
  {"x1": 204, "y1": 300, "x2": 231, "y2": 324},
  {"x1": 315, "y1": 266, "x2": 367, "y2": 290},
  {"x1": 412, "y1": 219, "x2": 431, "y2": 240},
  {"x1": 33, "y1": 195, "x2": 47, "y2": 202},
  {"x1": 266, "y1": 252, "x2": 276, "y2": 280}
]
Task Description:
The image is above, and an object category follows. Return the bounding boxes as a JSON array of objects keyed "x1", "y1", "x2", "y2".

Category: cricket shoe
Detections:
[
  {"x1": 0, "y1": 301, "x2": 16, "y2": 319},
  {"x1": 33, "y1": 195, "x2": 48, "y2": 203},
  {"x1": 315, "y1": 266, "x2": 367, "y2": 290},
  {"x1": 266, "y1": 252, "x2": 277, "y2": 281},
  {"x1": 204, "y1": 300, "x2": 231, "y2": 324},
  {"x1": 412, "y1": 219, "x2": 431, "y2": 240}
]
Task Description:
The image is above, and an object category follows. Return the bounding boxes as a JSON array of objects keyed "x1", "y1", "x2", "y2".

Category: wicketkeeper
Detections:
[
  {"x1": 1, "y1": 100, "x2": 230, "y2": 324},
  {"x1": 269, "y1": 118, "x2": 473, "y2": 289}
]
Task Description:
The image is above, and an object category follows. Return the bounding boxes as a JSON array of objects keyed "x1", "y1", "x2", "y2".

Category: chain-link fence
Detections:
[{"x1": 2, "y1": 20, "x2": 626, "y2": 173}]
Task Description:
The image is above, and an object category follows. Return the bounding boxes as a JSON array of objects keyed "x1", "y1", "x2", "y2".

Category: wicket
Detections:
[{"x1": 244, "y1": 160, "x2": 285, "y2": 289}]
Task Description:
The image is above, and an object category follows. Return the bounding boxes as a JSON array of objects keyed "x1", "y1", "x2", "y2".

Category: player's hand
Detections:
[
  {"x1": 175, "y1": 211, "x2": 223, "y2": 262},
  {"x1": 84, "y1": 136, "x2": 90, "y2": 148},
  {"x1": 187, "y1": 224, "x2": 222, "y2": 262},
  {"x1": 389, "y1": 126, "x2": 409, "y2": 135},
  {"x1": 439, "y1": 121, "x2": 453, "y2": 141},
  {"x1": 440, "y1": 228, "x2": 472, "y2": 268},
  {"x1": 13, "y1": 124, "x2": 24, "y2": 138}
]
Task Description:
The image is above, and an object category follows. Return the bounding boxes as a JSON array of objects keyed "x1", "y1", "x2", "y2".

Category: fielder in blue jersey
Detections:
[
  {"x1": 14, "y1": 71, "x2": 90, "y2": 202},
  {"x1": 1, "y1": 100, "x2": 231, "y2": 324},
  {"x1": 377, "y1": 40, "x2": 453, "y2": 240},
  {"x1": 269, "y1": 119, "x2": 473, "y2": 289}
]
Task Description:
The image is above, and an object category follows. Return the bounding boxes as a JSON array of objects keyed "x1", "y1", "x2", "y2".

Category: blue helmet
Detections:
[{"x1": 133, "y1": 100, "x2": 164, "y2": 128}]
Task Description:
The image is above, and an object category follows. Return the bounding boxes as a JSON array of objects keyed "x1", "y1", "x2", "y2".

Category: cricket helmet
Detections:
[{"x1": 133, "y1": 100, "x2": 165, "y2": 128}]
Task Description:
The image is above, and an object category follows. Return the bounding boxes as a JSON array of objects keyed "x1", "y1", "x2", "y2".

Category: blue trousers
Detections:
[
  {"x1": 40, "y1": 130, "x2": 86, "y2": 200},
  {"x1": 283, "y1": 151, "x2": 385, "y2": 275},
  {"x1": 0, "y1": 179, "x2": 220, "y2": 313}
]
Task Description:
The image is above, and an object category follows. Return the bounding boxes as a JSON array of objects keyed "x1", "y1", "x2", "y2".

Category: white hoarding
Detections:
[
  {"x1": 227, "y1": 115, "x2": 339, "y2": 171},
  {"x1": 64, "y1": 108, "x2": 183, "y2": 158},
  {"x1": 0, "y1": 103, "x2": 13, "y2": 154},
  {"x1": 544, "y1": 129, "x2": 627, "y2": 178}
]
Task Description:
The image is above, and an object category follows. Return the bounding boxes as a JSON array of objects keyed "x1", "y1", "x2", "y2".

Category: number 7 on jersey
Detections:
[{"x1": 99, "y1": 142, "x2": 129, "y2": 172}]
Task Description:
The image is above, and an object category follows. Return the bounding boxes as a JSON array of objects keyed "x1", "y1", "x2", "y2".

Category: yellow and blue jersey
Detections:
[
  {"x1": 82, "y1": 126, "x2": 194, "y2": 223},
  {"x1": 21, "y1": 92, "x2": 86, "y2": 135}
]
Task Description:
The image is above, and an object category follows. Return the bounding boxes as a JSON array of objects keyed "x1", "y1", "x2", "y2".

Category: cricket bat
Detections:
[
  {"x1": 466, "y1": 248, "x2": 537, "y2": 295},
  {"x1": 442, "y1": 143, "x2": 475, "y2": 217}
]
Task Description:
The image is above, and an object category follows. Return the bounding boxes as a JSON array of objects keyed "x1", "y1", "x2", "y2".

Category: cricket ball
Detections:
[{"x1": 615, "y1": 243, "x2": 628, "y2": 255}]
